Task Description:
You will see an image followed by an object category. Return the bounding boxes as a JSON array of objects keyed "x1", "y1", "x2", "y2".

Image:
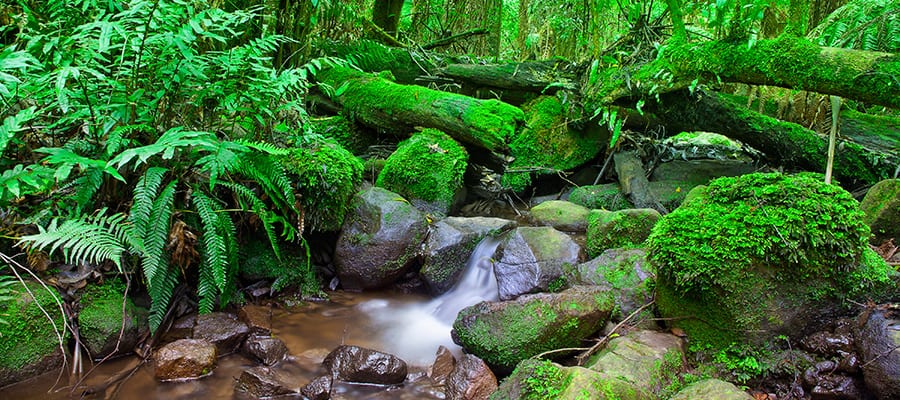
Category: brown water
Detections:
[{"x1": 0, "y1": 291, "x2": 458, "y2": 399}]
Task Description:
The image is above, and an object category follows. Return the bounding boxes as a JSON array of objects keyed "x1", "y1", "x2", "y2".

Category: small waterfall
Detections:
[{"x1": 360, "y1": 235, "x2": 502, "y2": 365}]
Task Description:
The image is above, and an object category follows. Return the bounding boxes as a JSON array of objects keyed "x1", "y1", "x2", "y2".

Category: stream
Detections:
[{"x1": 0, "y1": 237, "x2": 503, "y2": 399}]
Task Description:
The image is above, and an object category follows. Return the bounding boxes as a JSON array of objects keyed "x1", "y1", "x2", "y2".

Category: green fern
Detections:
[
  {"x1": 18, "y1": 210, "x2": 131, "y2": 271},
  {"x1": 129, "y1": 167, "x2": 168, "y2": 244},
  {"x1": 811, "y1": 0, "x2": 900, "y2": 53},
  {"x1": 192, "y1": 190, "x2": 228, "y2": 313},
  {"x1": 141, "y1": 180, "x2": 176, "y2": 331}
]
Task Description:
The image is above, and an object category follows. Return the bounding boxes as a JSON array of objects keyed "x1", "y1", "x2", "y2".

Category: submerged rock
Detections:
[
  {"x1": 421, "y1": 216, "x2": 515, "y2": 295},
  {"x1": 333, "y1": 187, "x2": 428, "y2": 290},
  {"x1": 493, "y1": 226, "x2": 582, "y2": 300},
  {"x1": 234, "y1": 365, "x2": 298, "y2": 398},
  {"x1": 154, "y1": 338, "x2": 217, "y2": 381},
  {"x1": 323, "y1": 345, "x2": 408, "y2": 385},
  {"x1": 451, "y1": 286, "x2": 613, "y2": 371}
]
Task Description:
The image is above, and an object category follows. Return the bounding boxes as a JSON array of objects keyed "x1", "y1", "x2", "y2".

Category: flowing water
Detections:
[{"x1": 0, "y1": 237, "x2": 503, "y2": 399}]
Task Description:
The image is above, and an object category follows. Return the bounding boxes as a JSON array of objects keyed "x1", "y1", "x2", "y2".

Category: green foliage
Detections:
[
  {"x1": 0, "y1": 281, "x2": 66, "y2": 370},
  {"x1": 522, "y1": 360, "x2": 567, "y2": 399},
  {"x1": 283, "y1": 140, "x2": 363, "y2": 232},
  {"x1": 811, "y1": 0, "x2": 900, "y2": 53}
]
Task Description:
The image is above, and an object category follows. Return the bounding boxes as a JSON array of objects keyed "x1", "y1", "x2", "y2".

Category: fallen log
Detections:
[
  {"x1": 315, "y1": 65, "x2": 524, "y2": 152},
  {"x1": 614, "y1": 151, "x2": 668, "y2": 214},
  {"x1": 439, "y1": 59, "x2": 581, "y2": 93}
]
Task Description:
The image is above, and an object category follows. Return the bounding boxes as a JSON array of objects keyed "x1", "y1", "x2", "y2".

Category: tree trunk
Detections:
[
  {"x1": 315, "y1": 65, "x2": 524, "y2": 152},
  {"x1": 372, "y1": 0, "x2": 405, "y2": 36}
]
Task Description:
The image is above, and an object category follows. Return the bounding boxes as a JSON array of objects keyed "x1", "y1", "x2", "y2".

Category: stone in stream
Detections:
[
  {"x1": 567, "y1": 247, "x2": 655, "y2": 323},
  {"x1": 854, "y1": 305, "x2": 900, "y2": 400},
  {"x1": 333, "y1": 187, "x2": 428, "y2": 290},
  {"x1": 668, "y1": 378, "x2": 754, "y2": 400},
  {"x1": 429, "y1": 345, "x2": 457, "y2": 385},
  {"x1": 241, "y1": 334, "x2": 288, "y2": 366},
  {"x1": 0, "y1": 281, "x2": 67, "y2": 387},
  {"x1": 77, "y1": 279, "x2": 149, "y2": 360},
  {"x1": 322, "y1": 345, "x2": 408, "y2": 385},
  {"x1": 445, "y1": 354, "x2": 497, "y2": 400},
  {"x1": 528, "y1": 200, "x2": 591, "y2": 232},
  {"x1": 153, "y1": 338, "x2": 217, "y2": 381},
  {"x1": 301, "y1": 375, "x2": 332, "y2": 400},
  {"x1": 238, "y1": 304, "x2": 272, "y2": 335},
  {"x1": 492, "y1": 226, "x2": 582, "y2": 301},
  {"x1": 234, "y1": 365, "x2": 298, "y2": 398},
  {"x1": 191, "y1": 312, "x2": 250, "y2": 355}
]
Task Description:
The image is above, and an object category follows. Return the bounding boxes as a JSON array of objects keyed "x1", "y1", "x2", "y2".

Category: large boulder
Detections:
[
  {"x1": 567, "y1": 248, "x2": 655, "y2": 321},
  {"x1": 421, "y1": 216, "x2": 515, "y2": 295},
  {"x1": 77, "y1": 279, "x2": 148, "y2": 359},
  {"x1": 854, "y1": 305, "x2": 900, "y2": 400},
  {"x1": 0, "y1": 281, "x2": 67, "y2": 387},
  {"x1": 493, "y1": 226, "x2": 582, "y2": 300},
  {"x1": 669, "y1": 378, "x2": 754, "y2": 400},
  {"x1": 323, "y1": 345, "x2": 408, "y2": 385},
  {"x1": 333, "y1": 187, "x2": 428, "y2": 290},
  {"x1": 452, "y1": 286, "x2": 613, "y2": 371},
  {"x1": 154, "y1": 338, "x2": 217, "y2": 381},
  {"x1": 859, "y1": 179, "x2": 900, "y2": 244},
  {"x1": 529, "y1": 200, "x2": 590, "y2": 232},
  {"x1": 647, "y1": 172, "x2": 895, "y2": 349},
  {"x1": 585, "y1": 208, "x2": 660, "y2": 258},
  {"x1": 377, "y1": 129, "x2": 469, "y2": 216}
]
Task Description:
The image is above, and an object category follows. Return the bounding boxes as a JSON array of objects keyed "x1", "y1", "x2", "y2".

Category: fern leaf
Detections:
[
  {"x1": 195, "y1": 140, "x2": 248, "y2": 189},
  {"x1": 192, "y1": 190, "x2": 228, "y2": 292},
  {"x1": 219, "y1": 181, "x2": 284, "y2": 259},
  {"x1": 238, "y1": 140, "x2": 291, "y2": 156},
  {"x1": 237, "y1": 152, "x2": 297, "y2": 214},
  {"x1": 130, "y1": 167, "x2": 168, "y2": 243},
  {"x1": 18, "y1": 211, "x2": 129, "y2": 270},
  {"x1": 147, "y1": 266, "x2": 179, "y2": 332},
  {"x1": 141, "y1": 180, "x2": 175, "y2": 292},
  {"x1": 0, "y1": 107, "x2": 37, "y2": 156}
]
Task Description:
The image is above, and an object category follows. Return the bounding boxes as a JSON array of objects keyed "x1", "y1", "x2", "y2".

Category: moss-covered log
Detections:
[
  {"x1": 647, "y1": 90, "x2": 897, "y2": 186},
  {"x1": 439, "y1": 60, "x2": 580, "y2": 93},
  {"x1": 321, "y1": 40, "x2": 438, "y2": 84},
  {"x1": 316, "y1": 65, "x2": 524, "y2": 152}
]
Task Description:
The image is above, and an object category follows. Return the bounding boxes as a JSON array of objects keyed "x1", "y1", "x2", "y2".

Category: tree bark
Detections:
[
  {"x1": 439, "y1": 60, "x2": 580, "y2": 92},
  {"x1": 614, "y1": 151, "x2": 668, "y2": 214},
  {"x1": 372, "y1": 0, "x2": 405, "y2": 36}
]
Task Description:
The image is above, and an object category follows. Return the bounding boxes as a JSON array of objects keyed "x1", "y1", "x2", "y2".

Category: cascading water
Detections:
[{"x1": 359, "y1": 236, "x2": 502, "y2": 365}]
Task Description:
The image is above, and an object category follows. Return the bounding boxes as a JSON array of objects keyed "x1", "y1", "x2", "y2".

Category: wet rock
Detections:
[
  {"x1": 154, "y1": 338, "x2": 217, "y2": 381},
  {"x1": 192, "y1": 312, "x2": 249, "y2": 355},
  {"x1": 803, "y1": 361, "x2": 838, "y2": 388},
  {"x1": 241, "y1": 334, "x2": 288, "y2": 366},
  {"x1": 650, "y1": 159, "x2": 757, "y2": 186},
  {"x1": 585, "y1": 208, "x2": 660, "y2": 259},
  {"x1": 452, "y1": 286, "x2": 613, "y2": 371},
  {"x1": 529, "y1": 200, "x2": 590, "y2": 232},
  {"x1": 568, "y1": 183, "x2": 633, "y2": 211},
  {"x1": 669, "y1": 378, "x2": 754, "y2": 399},
  {"x1": 810, "y1": 374, "x2": 865, "y2": 400},
  {"x1": 859, "y1": 179, "x2": 900, "y2": 244},
  {"x1": 77, "y1": 280, "x2": 149, "y2": 359},
  {"x1": 854, "y1": 305, "x2": 900, "y2": 399},
  {"x1": 238, "y1": 304, "x2": 272, "y2": 335},
  {"x1": 421, "y1": 216, "x2": 515, "y2": 295},
  {"x1": 836, "y1": 352, "x2": 860, "y2": 374},
  {"x1": 301, "y1": 375, "x2": 332, "y2": 400},
  {"x1": 333, "y1": 187, "x2": 428, "y2": 290},
  {"x1": 801, "y1": 330, "x2": 854, "y2": 357},
  {"x1": 445, "y1": 354, "x2": 497, "y2": 400},
  {"x1": 583, "y1": 330, "x2": 685, "y2": 398},
  {"x1": 568, "y1": 248, "x2": 655, "y2": 322},
  {"x1": 234, "y1": 365, "x2": 297, "y2": 398},
  {"x1": 162, "y1": 313, "x2": 196, "y2": 342},
  {"x1": 429, "y1": 345, "x2": 456, "y2": 385},
  {"x1": 493, "y1": 226, "x2": 582, "y2": 300},
  {"x1": 0, "y1": 282, "x2": 67, "y2": 387},
  {"x1": 323, "y1": 345, "x2": 408, "y2": 385}
]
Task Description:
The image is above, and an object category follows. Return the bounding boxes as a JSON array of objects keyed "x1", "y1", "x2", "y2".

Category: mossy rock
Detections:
[
  {"x1": 308, "y1": 114, "x2": 377, "y2": 155},
  {"x1": 239, "y1": 238, "x2": 317, "y2": 295},
  {"x1": 0, "y1": 281, "x2": 67, "y2": 387},
  {"x1": 669, "y1": 378, "x2": 754, "y2": 400},
  {"x1": 78, "y1": 279, "x2": 149, "y2": 359},
  {"x1": 529, "y1": 200, "x2": 591, "y2": 232},
  {"x1": 647, "y1": 172, "x2": 895, "y2": 350},
  {"x1": 585, "y1": 208, "x2": 661, "y2": 258},
  {"x1": 283, "y1": 140, "x2": 364, "y2": 232},
  {"x1": 452, "y1": 286, "x2": 614, "y2": 371},
  {"x1": 502, "y1": 96, "x2": 604, "y2": 192},
  {"x1": 859, "y1": 179, "x2": 900, "y2": 244},
  {"x1": 568, "y1": 183, "x2": 634, "y2": 211},
  {"x1": 662, "y1": 131, "x2": 757, "y2": 162},
  {"x1": 377, "y1": 129, "x2": 469, "y2": 216},
  {"x1": 569, "y1": 248, "x2": 655, "y2": 323},
  {"x1": 649, "y1": 180, "x2": 694, "y2": 210}
]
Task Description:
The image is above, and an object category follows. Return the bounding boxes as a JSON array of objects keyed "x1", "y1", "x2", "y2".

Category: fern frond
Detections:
[
  {"x1": 237, "y1": 140, "x2": 291, "y2": 156},
  {"x1": 70, "y1": 168, "x2": 104, "y2": 216},
  {"x1": 130, "y1": 167, "x2": 168, "y2": 242},
  {"x1": 236, "y1": 152, "x2": 297, "y2": 215},
  {"x1": 195, "y1": 139, "x2": 248, "y2": 189},
  {"x1": 218, "y1": 181, "x2": 285, "y2": 259},
  {"x1": 192, "y1": 190, "x2": 228, "y2": 292},
  {"x1": 147, "y1": 266, "x2": 179, "y2": 332},
  {"x1": 141, "y1": 180, "x2": 175, "y2": 296},
  {"x1": 18, "y1": 210, "x2": 129, "y2": 270},
  {"x1": 0, "y1": 107, "x2": 37, "y2": 156}
]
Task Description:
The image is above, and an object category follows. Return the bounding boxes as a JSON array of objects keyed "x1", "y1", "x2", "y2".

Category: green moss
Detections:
[
  {"x1": 239, "y1": 238, "x2": 320, "y2": 296},
  {"x1": 78, "y1": 279, "x2": 146, "y2": 356},
  {"x1": 282, "y1": 140, "x2": 363, "y2": 232},
  {"x1": 503, "y1": 96, "x2": 604, "y2": 192},
  {"x1": 307, "y1": 114, "x2": 376, "y2": 155},
  {"x1": 859, "y1": 179, "x2": 900, "y2": 242},
  {"x1": 585, "y1": 209, "x2": 660, "y2": 258},
  {"x1": 376, "y1": 129, "x2": 468, "y2": 215},
  {"x1": 648, "y1": 172, "x2": 894, "y2": 349},
  {"x1": 0, "y1": 281, "x2": 66, "y2": 370},
  {"x1": 569, "y1": 184, "x2": 633, "y2": 211}
]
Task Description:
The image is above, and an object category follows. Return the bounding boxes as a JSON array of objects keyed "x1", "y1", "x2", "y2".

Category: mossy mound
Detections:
[
  {"x1": 78, "y1": 279, "x2": 148, "y2": 359},
  {"x1": 647, "y1": 172, "x2": 894, "y2": 349},
  {"x1": 502, "y1": 96, "x2": 604, "y2": 192},
  {"x1": 283, "y1": 140, "x2": 364, "y2": 232},
  {"x1": 0, "y1": 281, "x2": 66, "y2": 386},
  {"x1": 568, "y1": 184, "x2": 633, "y2": 211},
  {"x1": 239, "y1": 238, "x2": 318, "y2": 295},
  {"x1": 529, "y1": 200, "x2": 590, "y2": 232},
  {"x1": 585, "y1": 209, "x2": 661, "y2": 258},
  {"x1": 308, "y1": 114, "x2": 377, "y2": 155},
  {"x1": 859, "y1": 179, "x2": 900, "y2": 243},
  {"x1": 377, "y1": 129, "x2": 468, "y2": 216}
]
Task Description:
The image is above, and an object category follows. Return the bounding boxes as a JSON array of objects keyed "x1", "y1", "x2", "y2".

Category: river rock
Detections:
[
  {"x1": 669, "y1": 378, "x2": 754, "y2": 400},
  {"x1": 582, "y1": 330, "x2": 685, "y2": 399},
  {"x1": 493, "y1": 226, "x2": 582, "y2": 300},
  {"x1": 568, "y1": 183, "x2": 633, "y2": 211},
  {"x1": 234, "y1": 365, "x2": 297, "y2": 398},
  {"x1": 452, "y1": 286, "x2": 613, "y2": 371},
  {"x1": 568, "y1": 248, "x2": 654, "y2": 322},
  {"x1": 333, "y1": 187, "x2": 428, "y2": 290},
  {"x1": 529, "y1": 200, "x2": 590, "y2": 232},
  {"x1": 77, "y1": 280, "x2": 149, "y2": 360},
  {"x1": 445, "y1": 354, "x2": 497, "y2": 400},
  {"x1": 854, "y1": 305, "x2": 900, "y2": 400},
  {"x1": 859, "y1": 179, "x2": 900, "y2": 244},
  {"x1": 585, "y1": 208, "x2": 660, "y2": 258},
  {"x1": 301, "y1": 375, "x2": 332, "y2": 400},
  {"x1": 241, "y1": 334, "x2": 288, "y2": 366},
  {"x1": 323, "y1": 345, "x2": 408, "y2": 384},
  {"x1": 0, "y1": 282, "x2": 67, "y2": 388},
  {"x1": 154, "y1": 338, "x2": 217, "y2": 381},
  {"x1": 238, "y1": 304, "x2": 272, "y2": 335},
  {"x1": 192, "y1": 312, "x2": 249, "y2": 355},
  {"x1": 421, "y1": 216, "x2": 515, "y2": 294},
  {"x1": 429, "y1": 345, "x2": 457, "y2": 385}
]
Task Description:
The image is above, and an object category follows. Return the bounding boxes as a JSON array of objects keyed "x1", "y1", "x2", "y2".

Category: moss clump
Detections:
[
  {"x1": 376, "y1": 129, "x2": 468, "y2": 216},
  {"x1": 648, "y1": 172, "x2": 894, "y2": 349},
  {"x1": 585, "y1": 209, "x2": 661, "y2": 258},
  {"x1": 239, "y1": 238, "x2": 319, "y2": 296},
  {"x1": 78, "y1": 279, "x2": 148, "y2": 358},
  {"x1": 307, "y1": 114, "x2": 376, "y2": 155},
  {"x1": 0, "y1": 281, "x2": 66, "y2": 370},
  {"x1": 859, "y1": 179, "x2": 900, "y2": 243},
  {"x1": 282, "y1": 140, "x2": 363, "y2": 232},
  {"x1": 569, "y1": 184, "x2": 633, "y2": 211},
  {"x1": 502, "y1": 96, "x2": 604, "y2": 192},
  {"x1": 491, "y1": 359, "x2": 573, "y2": 400}
]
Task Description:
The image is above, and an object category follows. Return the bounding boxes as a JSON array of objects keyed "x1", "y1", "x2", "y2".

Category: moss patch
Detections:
[
  {"x1": 307, "y1": 114, "x2": 377, "y2": 155},
  {"x1": 78, "y1": 279, "x2": 148, "y2": 358},
  {"x1": 859, "y1": 179, "x2": 900, "y2": 243},
  {"x1": 585, "y1": 209, "x2": 661, "y2": 258},
  {"x1": 0, "y1": 281, "x2": 66, "y2": 370}
]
